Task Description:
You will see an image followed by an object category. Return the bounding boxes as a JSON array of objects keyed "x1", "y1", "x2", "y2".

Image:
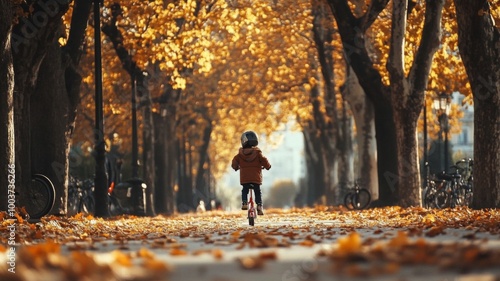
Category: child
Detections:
[{"x1": 231, "y1": 130, "x2": 271, "y2": 215}]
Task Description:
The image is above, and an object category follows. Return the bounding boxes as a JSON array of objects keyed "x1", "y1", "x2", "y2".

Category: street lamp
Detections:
[{"x1": 433, "y1": 92, "x2": 451, "y2": 172}]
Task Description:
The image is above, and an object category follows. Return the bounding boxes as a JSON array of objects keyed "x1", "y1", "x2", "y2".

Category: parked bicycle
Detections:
[
  {"x1": 433, "y1": 158, "x2": 474, "y2": 209},
  {"x1": 344, "y1": 179, "x2": 371, "y2": 210},
  {"x1": 422, "y1": 162, "x2": 443, "y2": 209},
  {"x1": 67, "y1": 177, "x2": 95, "y2": 216},
  {"x1": 17, "y1": 174, "x2": 56, "y2": 219},
  {"x1": 458, "y1": 158, "x2": 473, "y2": 206},
  {"x1": 107, "y1": 181, "x2": 134, "y2": 216},
  {"x1": 68, "y1": 176, "x2": 137, "y2": 216}
]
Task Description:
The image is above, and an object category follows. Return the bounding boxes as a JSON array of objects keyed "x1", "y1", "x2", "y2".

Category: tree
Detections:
[
  {"x1": 101, "y1": 2, "x2": 157, "y2": 216},
  {"x1": 387, "y1": 0, "x2": 445, "y2": 207},
  {"x1": 0, "y1": 0, "x2": 15, "y2": 212},
  {"x1": 8, "y1": 0, "x2": 91, "y2": 216},
  {"x1": 311, "y1": 0, "x2": 342, "y2": 205},
  {"x1": 326, "y1": 0, "x2": 397, "y2": 206},
  {"x1": 327, "y1": 0, "x2": 447, "y2": 207},
  {"x1": 454, "y1": 0, "x2": 500, "y2": 208}
]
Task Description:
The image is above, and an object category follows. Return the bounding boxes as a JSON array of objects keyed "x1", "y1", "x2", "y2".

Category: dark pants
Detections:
[{"x1": 242, "y1": 183, "x2": 262, "y2": 205}]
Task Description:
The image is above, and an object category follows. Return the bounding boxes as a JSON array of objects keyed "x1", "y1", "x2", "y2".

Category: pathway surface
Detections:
[{"x1": 1, "y1": 207, "x2": 500, "y2": 281}]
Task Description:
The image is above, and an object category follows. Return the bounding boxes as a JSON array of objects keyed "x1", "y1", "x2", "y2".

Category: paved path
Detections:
[
  {"x1": 71, "y1": 212, "x2": 500, "y2": 281},
  {"x1": 2, "y1": 208, "x2": 500, "y2": 281}
]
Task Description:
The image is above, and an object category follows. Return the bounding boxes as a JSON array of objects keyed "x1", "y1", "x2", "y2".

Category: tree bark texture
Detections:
[
  {"x1": 303, "y1": 122, "x2": 327, "y2": 206},
  {"x1": 138, "y1": 75, "x2": 156, "y2": 216},
  {"x1": 336, "y1": 100, "x2": 354, "y2": 202},
  {"x1": 310, "y1": 82, "x2": 335, "y2": 205},
  {"x1": 152, "y1": 87, "x2": 178, "y2": 215},
  {"x1": 153, "y1": 112, "x2": 168, "y2": 214},
  {"x1": 312, "y1": 0, "x2": 342, "y2": 205},
  {"x1": 0, "y1": 0, "x2": 15, "y2": 212},
  {"x1": 31, "y1": 30, "x2": 71, "y2": 214},
  {"x1": 454, "y1": 0, "x2": 500, "y2": 208},
  {"x1": 12, "y1": 0, "x2": 71, "y2": 208},
  {"x1": 194, "y1": 117, "x2": 213, "y2": 206},
  {"x1": 388, "y1": 0, "x2": 444, "y2": 207},
  {"x1": 24, "y1": 0, "x2": 90, "y2": 216},
  {"x1": 326, "y1": 0, "x2": 398, "y2": 206},
  {"x1": 342, "y1": 68, "x2": 378, "y2": 201},
  {"x1": 329, "y1": 0, "x2": 444, "y2": 207}
]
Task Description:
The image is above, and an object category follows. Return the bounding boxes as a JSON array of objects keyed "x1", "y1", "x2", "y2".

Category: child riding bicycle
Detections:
[{"x1": 231, "y1": 130, "x2": 271, "y2": 215}]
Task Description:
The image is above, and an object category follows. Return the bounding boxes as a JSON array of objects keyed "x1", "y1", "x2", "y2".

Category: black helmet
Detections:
[{"x1": 241, "y1": 131, "x2": 259, "y2": 148}]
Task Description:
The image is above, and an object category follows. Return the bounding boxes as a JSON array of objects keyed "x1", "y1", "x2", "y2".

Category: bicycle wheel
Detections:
[
  {"x1": 67, "y1": 188, "x2": 80, "y2": 216},
  {"x1": 26, "y1": 174, "x2": 56, "y2": 219},
  {"x1": 462, "y1": 185, "x2": 473, "y2": 207},
  {"x1": 78, "y1": 194, "x2": 95, "y2": 214},
  {"x1": 423, "y1": 184, "x2": 437, "y2": 208},
  {"x1": 344, "y1": 192, "x2": 354, "y2": 210},
  {"x1": 352, "y1": 189, "x2": 371, "y2": 210},
  {"x1": 434, "y1": 189, "x2": 450, "y2": 209}
]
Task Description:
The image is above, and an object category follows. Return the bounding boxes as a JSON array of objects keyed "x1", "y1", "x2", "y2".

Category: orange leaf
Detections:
[
  {"x1": 337, "y1": 232, "x2": 362, "y2": 254},
  {"x1": 212, "y1": 249, "x2": 224, "y2": 260},
  {"x1": 112, "y1": 250, "x2": 132, "y2": 267},
  {"x1": 170, "y1": 248, "x2": 187, "y2": 256}
]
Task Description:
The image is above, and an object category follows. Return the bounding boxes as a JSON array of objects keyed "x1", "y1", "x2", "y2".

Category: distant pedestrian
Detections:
[
  {"x1": 231, "y1": 131, "x2": 271, "y2": 215},
  {"x1": 196, "y1": 200, "x2": 206, "y2": 213}
]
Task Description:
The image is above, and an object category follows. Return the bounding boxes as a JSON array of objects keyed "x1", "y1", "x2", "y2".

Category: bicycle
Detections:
[
  {"x1": 434, "y1": 159, "x2": 473, "y2": 209},
  {"x1": 14, "y1": 174, "x2": 56, "y2": 219},
  {"x1": 107, "y1": 181, "x2": 134, "y2": 216},
  {"x1": 422, "y1": 162, "x2": 444, "y2": 209},
  {"x1": 67, "y1": 177, "x2": 95, "y2": 216},
  {"x1": 247, "y1": 188, "x2": 257, "y2": 226},
  {"x1": 457, "y1": 158, "x2": 473, "y2": 207},
  {"x1": 344, "y1": 179, "x2": 371, "y2": 210}
]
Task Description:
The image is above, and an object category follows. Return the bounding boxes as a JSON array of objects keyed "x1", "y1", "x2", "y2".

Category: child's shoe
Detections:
[
  {"x1": 241, "y1": 202, "x2": 248, "y2": 210},
  {"x1": 257, "y1": 204, "x2": 264, "y2": 215}
]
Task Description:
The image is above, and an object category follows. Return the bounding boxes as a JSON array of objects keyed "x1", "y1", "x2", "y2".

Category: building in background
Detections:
[{"x1": 450, "y1": 94, "x2": 474, "y2": 160}]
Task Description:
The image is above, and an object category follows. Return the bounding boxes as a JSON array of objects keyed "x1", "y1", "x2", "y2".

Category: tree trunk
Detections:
[
  {"x1": 392, "y1": 107, "x2": 421, "y2": 206},
  {"x1": 164, "y1": 103, "x2": 178, "y2": 214},
  {"x1": 388, "y1": 0, "x2": 444, "y2": 207},
  {"x1": 12, "y1": 1, "x2": 69, "y2": 206},
  {"x1": 0, "y1": 0, "x2": 15, "y2": 212},
  {"x1": 137, "y1": 75, "x2": 156, "y2": 216},
  {"x1": 373, "y1": 105, "x2": 398, "y2": 206},
  {"x1": 177, "y1": 133, "x2": 194, "y2": 212},
  {"x1": 326, "y1": 0, "x2": 398, "y2": 206},
  {"x1": 153, "y1": 112, "x2": 168, "y2": 214},
  {"x1": 337, "y1": 100, "x2": 354, "y2": 199},
  {"x1": 312, "y1": 1, "x2": 341, "y2": 205},
  {"x1": 387, "y1": 0, "x2": 418, "y2": 207},
  {"x1": 31, "y1": 32, "x2": 71, "y2": 215},
  {"x1": 194, "y1": 119, "x2": 213, "y2": 205},
  {"x1": 303, "y1": 123, "x2": 327, "y2": 206},
  {"x1": 454, "y1": 0, "x2": 500, "y2": 208},
  {"x1": 30, "y1": 3, "x2": 91, "y2": 214},
  {"x1": 152, "y1": 85, "x2": 180, "y2": 215},
  {"x1": 342, "y1": 68, "x2": 378, "y2": 201},
  {"x1": 329, "y1": 0, "x2": 444, "y2": 207}
]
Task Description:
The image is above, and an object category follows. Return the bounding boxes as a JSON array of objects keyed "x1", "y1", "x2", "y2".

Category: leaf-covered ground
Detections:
[{"x1": 1, "y1": 206, "x2": 500, "y2": 281}]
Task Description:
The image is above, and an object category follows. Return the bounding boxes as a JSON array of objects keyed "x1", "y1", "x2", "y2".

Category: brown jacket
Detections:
[{"x1": 231, "y1": 147, "x2": 271, "y2": 185}]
